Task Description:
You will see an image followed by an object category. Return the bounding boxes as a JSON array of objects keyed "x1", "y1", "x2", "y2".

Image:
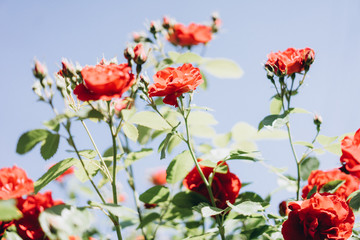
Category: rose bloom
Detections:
[
  {"x1": 55, "y1": 166, "x2": 74, "y2": 183},
  {"x1": 282, "y1": 193, "x2": 354, "y2": 240},
  {"x1": 302, "y1": 168, "x2": 360, "y2": 200},
  {"x1": 15, "y1": 191, "x2": 63, "y2": 240},
  {"x1": 167, "y1": 23, "x2": 212, "y2": 47},
  {"x1": 0, "y1": 166, "x2": 34, "y2": 200},
  {"x1": 148, "y1": 63, "x2": 203, "y2": 107},
  {"x1": 340, "y1": 128, "x2": 360, "y2": 178},
  {"x1": 73, "y1": 63, "x2": 135, "y2": 101},
  {"x1": 265, "y1": 47, "x2": 315, "y2": 76},
  {"x1": 183, "y1": 160, "x2": 241, "y2": 209},
  {"x1": 150, "y1": 169, "x2": 167, "y2": 185}
]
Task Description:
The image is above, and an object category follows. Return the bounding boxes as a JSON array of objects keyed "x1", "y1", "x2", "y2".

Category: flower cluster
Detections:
[{"x1": 0, "y1": 166, "x2": 62, "y2": 239}]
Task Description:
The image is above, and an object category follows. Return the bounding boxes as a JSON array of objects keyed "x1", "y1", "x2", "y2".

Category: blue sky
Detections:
[{"x1": 1, "y1": 0, "x2": 360, "y2": 219}]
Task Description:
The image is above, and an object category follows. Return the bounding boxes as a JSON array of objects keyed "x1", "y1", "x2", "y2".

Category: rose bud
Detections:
[
  {"x1": 150, "y1": 21, "x2": 160, "y2": 34},
  {"x1": 133, "y1": 43, "x2": 147, "y2": 65},
  {"x1": 33, "y1": 60, "x2": 47, "y2": 80},
  {"x1": 124, "y1": 46, "x2": 135, "y2": 60},
  {"x1": 313, "y1": 114, "x2": 322, "y2": 126},
  {"x1": 113, "y1": 97, "x2": 132, "y2": 117},
  {"x1": 279, "y1": 201, "x2": 290, "y2": 216},
  {"x1": 162, "y1": 16, "x2": 171, "y2": 29}
]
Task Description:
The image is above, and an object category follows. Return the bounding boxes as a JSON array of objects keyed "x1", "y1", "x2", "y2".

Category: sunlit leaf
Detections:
[
  {"x1": 139, "y1": 186, "x2": 170, "y2": 204},
  {"x1": 16, "y1": 129, "x2": 50, "y2": 154},
  {"x1": 202, "y1": 58, "x2": 243, "y2": 79},
  {"x1": 166, "y1": 150, "x2": 193, "y2": 184}
]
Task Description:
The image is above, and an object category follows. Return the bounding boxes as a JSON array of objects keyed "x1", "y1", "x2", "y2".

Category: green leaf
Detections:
[
  {"x1": 237, "y1": 192, "x2": 264, "y2": 203},
  {"x1": 307, "y1": 185, "x2": 317, "y2": 199},
  {"x1": 167, "y1": 134, "x2": 182, "y2": 153},
  {"x1": 189, "y1": 125, "x2": 216, "y2": 138},
  {"x1": 168, "y1": 51, "x2": 180, "y2": 61},
  {"x1": 269, "y1": 97, "x2": 282, "y2": 115},
  {"x1": 16, "y1": 129, "x2": 50, "y2": 154},
  {"x1": 200, "y1": 206, "x2": 224, "y2": 217},
  {"x1": 172, "y1": 191, "x2": 208, "y2": 208},
  {"x1": 300, "y1": 157, "x2": 319, "y2": 180},
  {"x1": 227, "y1": 201, "x2": 264, "y2": 216},
  {"x1": 258, "y1": 112, "x2": 289, "y2": 131},
  {"x1": 214, "y1": 163, "x2": 228, "y2": 174},
  {"x1": 124, "y1": 148, "x2": 153, "y2": 167},
  {"x1": 34, "y1": 158, "x2": 77, "y2": 193},
  {"x1": 137, "y1": 125, "x2": 152, "y2": 145},
  {"x1": 202, "y1": 58, "x2": 243, "y2": 79},
  {"x1": 294, "y1": 141, "x2": 314, "y2": 149},
  {"x1": 139, "y1": 186, "x2": 170, "y2": 204},
  {"x1": 166, "y1": 150, "x2": 193, "y2": 184},
  {"x1": 187, "y1": 111, "x2": 218, "y2": 126},
  {"x1": 129, "y1": 111, "x2": 171, "y2": 130},
  {"x1": 213, "y1": 132, "x2": 232, "y2": 148},
  {"x1": 39, "y1": 204, "x2": 93, "y2": 240},
  {"x1": 78, "y1": 149, "x2": 97, "y2": 159},
  {"x1": 73, "y1": 160, "x2": 101, "y2": 183},
  {"x1": 226, "y1": 150, "x2": 259, "y2": 162},
  {"x1": 0, "y1": 199, "x2": 22, "y2": 221},
  {"x1": 158, "y1": 133, "x2": 172, "y2": 159},
  {"x1": 77, "y1": 108, "x2": 104, "y2": 121},
  {"x1": 175, "y1": 52, "x2": 202, "y2": 64},
  {"x1": 123, "y1": 122, "x2": 138, "y2": 142},
  {"x1": 320, "y1": 179, "x2": 345, "y2": 194},
  {"x1": 348, "y1": 190, "x2": 360, "y2": 210},
  {"x1": 316, "y1": 135, "x2": 338, "y2": 146},
  {"x1": 184, "y1": 232, "x2": 217, "y2": 240},
  {"x1": 137, "y1": 212, "x2": 160, "y2": 229},
  {"x1": 40, "y1": 133, "x2": 60, "y2": 160},
  {"x1": 289, "y1": 107, "x2": 311, "y2": 114},
  {"x1": 324, "y1": 143, "x2": 342, "y2": 156},
  {"x1": 88, "y1": 201, "x2": 137, "y2": 217}
]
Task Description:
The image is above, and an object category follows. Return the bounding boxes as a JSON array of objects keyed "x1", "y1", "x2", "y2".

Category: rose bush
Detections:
[{"x1": 282, "y1": 193, "x2": 354, "y2": 240}]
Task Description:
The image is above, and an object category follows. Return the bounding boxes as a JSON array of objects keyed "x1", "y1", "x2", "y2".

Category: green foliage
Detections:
[
  {"x1": 172, "y1": 191, "x2": 208, "y2": 208},
  {"x1": 137, "y1": 212, "x2": 160, "y2": 229},
  {"x1": 319, "y1": 179, "x2": 345, "y2": 194},
  {"x1": 16, "y1": 129, "x2": 50, "y2": 154},
  {"x1": 34, "y1": 158, "x2": 77, "y2": 193},
  {"x1": 124, "y1": 148, "x2": 153, "y2": 167},
  {"x1": 39, "y1": 205, "x2": 93, "y2": 240},
  {"x1": 123, "y1": 122, "x2": 139, "y2": 142},
  {"x1": 73, "y1": 159, "x2": 101, "y2": 183},
  {"x1": 166, "y1": 150, "x2": 194, "y2": 184},
  {"x1": 307, "y1": 186, "x2": 317, "y2": 199},
  {"x1": 77, "y1": 108, "x2": 104, "y2": 121},
  {"x1": 226, "y1": 150, "x2": 259, "y2": 162},
  {"x1": 269, "y1": 97, "x2": 282, "y2": 115},
  {"x1": 187, "y1": 111, "x2": 218, "y2": 126},
  {"x1": 139, "y1": 186, "x2": 170, "y2": 204},
  {"x1": 227, "y1": 201, "x2": 264, "y2": 216},
  {"x1": 258, "y1": 112, "x2": 289, "y2": 131},
  {"x1": 348, "y1": 190, "x2": 360, "y2": 210},
  {"x1": 158, "y1": 132, "x2": 173, "y2": 159},
  {"x1": 300, "y1": 157, "x2": 319, "y2": 180},
  {"x1": 88, "y1": 201, "x2": 137, "y2": 217},
  {"x1": 200, "y1": 205, "x2": 224, "y2": 217},
  {"x1": 129, "y1": 111, "x2": 171, "y2": 130},
  {"x1": 202, "y1": 58, "x2": 244, "y2": 79},
  {"x1": 40, "y1": 133, "x2": 60, "y2": 160},
  {"x1": 0, "y1": 199, "x2": 22, "y2": 221}
]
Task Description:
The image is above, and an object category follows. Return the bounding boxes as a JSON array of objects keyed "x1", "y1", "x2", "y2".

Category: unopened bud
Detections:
[
  {"x1": 124, "y1": 46, "x2": 135, "y2": 60},
  {"x1": 150, "y1": 21, "x2": 161, "y2": 34},
  {"x1": 132, "y1": 31, "x2": 147, "y2": 43},
  {"x1": 313, "y1": 114, "x2": 322, "y2": 126},
  {"x1": 133, "y1": 43, "x2": 148, "y2": 65},
  {"x1": 162, "y1": 16, "x2": 171, "y2": 29},
  {"x1": 33, "y1": 60, "x2": 47, "y2": 80},
  {"x1": 59, "y1": 59, "x2": 76, "y2": 78}
]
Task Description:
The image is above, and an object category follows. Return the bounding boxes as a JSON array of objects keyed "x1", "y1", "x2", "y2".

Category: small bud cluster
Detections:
[
  {"x1": 123, "y1": 43, "x2": 149, "y2": 74},
  {"x1": 211, "y1": 12, "x2": 222, "y2": 33},
  {"x1": 32, "y1": 60, "x2": 54, "y2": 101}
]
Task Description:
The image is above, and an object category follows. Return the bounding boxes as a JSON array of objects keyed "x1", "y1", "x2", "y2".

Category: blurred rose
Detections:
[
  {"x1": 0, "y1": 166, "x2": 34, "y2": 200},
  {"x1": 340, "y1": 128, "x2": 360, "y2": 178},
  {"x1": 150, "y1": 169, "x2": 167, "y2": 185},
  {"x1": 167, "y1": 23, "x2": 212, "y2": 47}
]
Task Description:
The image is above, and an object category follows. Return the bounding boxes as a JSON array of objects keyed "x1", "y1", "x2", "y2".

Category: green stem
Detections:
[
  {"x1": 180, "y1": 99, "x2": 225, "y2": 240},
  {"x1": 286, "y1": 122, "x2": 301, "y2": 200},
  {"x1": 81, "y1": 120, "x2": 113, "y2": 181}
]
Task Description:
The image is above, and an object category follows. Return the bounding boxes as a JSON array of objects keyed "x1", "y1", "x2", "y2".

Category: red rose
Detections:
[
  {"x1": 183, "y1": 160, "x2": 241, "y2": 209},
  {"x1": 167, "y1": 23, "x2": 212, "y2": 47},
  {"x1": 302, "y1": 168, "x2": 360, "y2": 200},
  {"x1": 0, "y1": 166, "x2": 34, "y2": 200},
  {"x1": 150, "y1": 169, "x2": 167, "y2": 186},
  {"x1": 15, "y1": 191, "x2": 63, "y2": 240},
  {"x1": 73, "y1": 63, "x2": 135, "y2": 101},
  {"x1": 265, "y1": 47, "x2": 315, "y2": 76},
  {"x1": 340, "y1": 129, "x2": 360, "y2": 178},
  {"x1": 148, "y1": 63, "x2": 203, "y2": 107},
  {"x1": 282, "y1": 193, "x2": 354, "y2": 240}
]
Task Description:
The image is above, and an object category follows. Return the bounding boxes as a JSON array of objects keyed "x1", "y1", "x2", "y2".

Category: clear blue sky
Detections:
[{"x1": 1, "y1": 0, "x2": 360, "y2": 219}]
